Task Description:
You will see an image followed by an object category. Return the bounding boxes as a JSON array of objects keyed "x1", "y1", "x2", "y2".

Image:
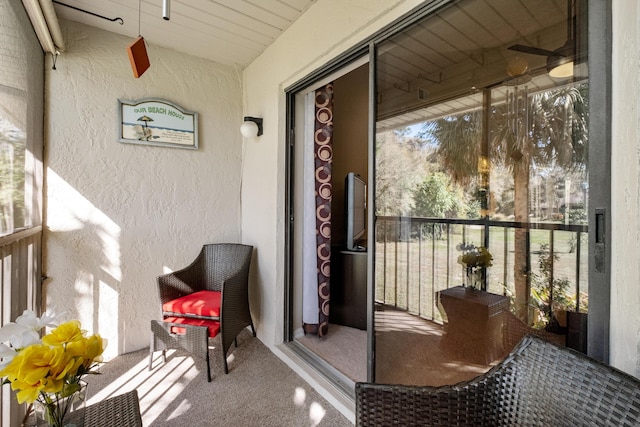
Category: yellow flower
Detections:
[
  {"x1": 458, "y1": 245, "x2": 493, "y2": 269},
  {"x1": 83, "y1": 334, "x2": 105, "y2": 364},
  {"x1": 0, "y1": 313, "x2": 108, "y2": 406},
  {"x1": 48, "y1": 345, "x2": 81, "y2": 381},
  {"x1": 65, "y1": 337, "x2": 86, "y2": 359},
  {"x1": 2, "y1": 345, "x2": 50, "y2": 385},
  {"x1": 0, "y1": 345, "x2": 64, "y2": 403},
  {"x1": 42, "y1": 321, "x2": 84, "y2": 347},
  {"x1": 66, "y1": 333, "x2": 104, "y2": 367},
  {"x1": 10, "y1": 378, "x2": 43, "y2": 404}
]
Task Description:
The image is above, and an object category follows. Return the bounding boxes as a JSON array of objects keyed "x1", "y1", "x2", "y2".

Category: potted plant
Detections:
[
  {"x1": 0, "y1": 310, "x2": 106, "y2": 427},
  {"x1": 457, "y1": 243, "x2": 493, "y2": 290}
]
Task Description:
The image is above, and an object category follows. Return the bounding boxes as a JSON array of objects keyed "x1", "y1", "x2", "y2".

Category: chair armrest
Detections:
[
  {"x1": 355, "y1": 380, "x2": 506, "y2": 426},
  {"x1": 220, "y1": 269, "x2": 251, "y2": 321},
  {"x1": 217, "y1": 264, "x2": 253, "y2": 357},
  {"x1": 157, "y1": 246, "x2": 210, "y2": 305},
  {"x1": 157, "y1": 257, "x2": 204, "y2": 305}
]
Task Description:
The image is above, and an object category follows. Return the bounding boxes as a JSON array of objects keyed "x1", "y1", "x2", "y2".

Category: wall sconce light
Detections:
[{"x1": 240, "y1": 117, "x2": 263, "y2": 138}]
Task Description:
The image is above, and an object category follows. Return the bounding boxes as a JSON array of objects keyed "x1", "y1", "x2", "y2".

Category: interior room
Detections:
[{"x1": 294, "y1": 63, "x2": 370, "y2": 385}]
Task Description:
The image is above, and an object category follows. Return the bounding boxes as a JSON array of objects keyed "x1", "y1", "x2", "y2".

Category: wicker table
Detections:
[
  {"x1": 437, "y1": 286, "x2": 510, "y2": 364},
  {"x1": 84, "y1": 390, "x2": 142, "y2": 427},
  {"x1": 25, "y1": 390, "x2": 142, "y2": 427}
]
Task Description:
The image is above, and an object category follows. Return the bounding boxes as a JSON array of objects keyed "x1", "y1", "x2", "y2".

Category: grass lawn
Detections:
[{"x1": 373, "y1": 223, "x2": 588, "y2": 324}]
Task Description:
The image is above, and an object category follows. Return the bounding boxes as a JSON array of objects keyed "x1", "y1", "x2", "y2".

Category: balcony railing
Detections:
[
  {"x1": 374, "y1": 216, "x2": 588, "y2": 327},
  {"x1": 0, "y1": 226, "x2": 42, "y2": 426}
]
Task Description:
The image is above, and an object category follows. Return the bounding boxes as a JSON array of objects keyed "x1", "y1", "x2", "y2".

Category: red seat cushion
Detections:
[
  {"x1": 162, "y1": 290, "x2": 221, "y2": 318},
  {"x1": 163, "y1": 316, "x2": 220, "y2": 338}
]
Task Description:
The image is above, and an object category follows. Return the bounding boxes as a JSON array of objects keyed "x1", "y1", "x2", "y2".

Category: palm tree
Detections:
[{"x1": 426, "y1": 82, "x2": 588, "y2": 322}]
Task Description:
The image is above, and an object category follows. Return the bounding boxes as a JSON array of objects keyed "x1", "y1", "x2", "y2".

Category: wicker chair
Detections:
[
  {"x1": 503, "y1": 310, "x2": 566, "y2": 349},
  {"x1": 153, "y1": 243, "x2": 255, "y2": 376},
  {"x1": 356, "y1": 335, "x2": 640, "y2": 426}
]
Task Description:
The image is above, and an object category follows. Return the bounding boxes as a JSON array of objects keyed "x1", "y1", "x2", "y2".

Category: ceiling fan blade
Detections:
[{"x1": 508, "y1": 44, "x2": 556, "y2": 57}]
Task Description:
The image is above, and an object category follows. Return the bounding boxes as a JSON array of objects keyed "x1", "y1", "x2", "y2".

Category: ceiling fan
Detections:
[{"x1": 507, "y1": 0, "x2": 575, "y2": 78}]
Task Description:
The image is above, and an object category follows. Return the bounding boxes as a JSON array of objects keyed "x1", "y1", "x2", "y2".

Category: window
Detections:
[
  {"x1": 0, "y1": 0, "x2": 45, "y2": 424},
  {"x1": 1, "y1": 0, "x2": 44, "y2": 236}
]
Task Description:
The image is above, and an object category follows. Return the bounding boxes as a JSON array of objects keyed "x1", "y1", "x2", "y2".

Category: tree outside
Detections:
[
  {"x1": 375, "y1": 82, "x2": 589, "y2": 325},
  {"x1": 0, "y1": 115, "x2": 26, "y2": 236}
]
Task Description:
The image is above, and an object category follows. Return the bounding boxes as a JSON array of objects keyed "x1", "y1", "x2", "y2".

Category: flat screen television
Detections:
[{"x1": 345, "y1": 172, "x2": 366, "y2": 251}]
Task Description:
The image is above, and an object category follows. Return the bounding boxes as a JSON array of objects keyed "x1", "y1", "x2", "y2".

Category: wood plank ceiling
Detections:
[
  {"x1": 50, "y1": 0, "x2": 584, "y2": 129},
  {"x1": 52, "y1": 0, "x2": 316, "y2": 68},
  {"x1": 376, "y1": 0, "x2": 586, "y2": 131}
]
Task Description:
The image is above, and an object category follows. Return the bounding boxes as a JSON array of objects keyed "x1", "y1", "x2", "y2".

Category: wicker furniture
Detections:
[
  {"x1": 25, "y1": 390, "x2": 142, "y2": 427},
  {"x1": 84, "y1": 390, "x2": 143, "y2": 427},
  {"x1": 437, "y1": 286, "x2": 510, "y2": 364},
  {"x1": 153, "y1": 243, "x2": 255, "y2": 376},
  {"x1": 356, "y1": 335, "x2": 640, "y2": 426},
  {"x1": 149, "y1": 320, "x2": 213, "y2": 381},
  {"x1": 503, "y1": 310, "x2": 566, "y2": 349}
]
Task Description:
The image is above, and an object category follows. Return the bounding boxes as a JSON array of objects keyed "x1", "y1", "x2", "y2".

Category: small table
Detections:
[
  {"x1": 25, "y1": 390, "x2": 142, "y2": 427},
  {"x1": 84, "y1": 390, "x2": 143, "y2": 427},
  {"x1": 437, "y1": 286, "x2": 510, "y2": 364}
]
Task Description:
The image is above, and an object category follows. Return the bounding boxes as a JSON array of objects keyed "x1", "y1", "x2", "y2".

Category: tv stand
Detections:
[{"x1": 330, "y1": 247, "x2": 367, "y2": 330}]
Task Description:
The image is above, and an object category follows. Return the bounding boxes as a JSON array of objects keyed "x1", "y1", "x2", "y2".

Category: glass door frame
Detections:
[{"x1": 284, "y1": 0, "x2": 611, "y2": 388}]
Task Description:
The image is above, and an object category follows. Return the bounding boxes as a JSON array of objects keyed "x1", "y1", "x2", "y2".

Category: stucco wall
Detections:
[
  {"x1": 611, "y1": 0, "x2": 640, "y2": 377},
  {"x1": 45, "y1": 20, "x2": 243, "y2": 359}
]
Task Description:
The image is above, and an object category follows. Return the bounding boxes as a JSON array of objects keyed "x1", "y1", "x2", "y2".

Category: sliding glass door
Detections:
[
  {"x1": 373, "y1": 0, "x2": 590, "y2": 385},
  {"x1": 286, "y1": 59, "x2": 371, "y2": 393},
  {"x1": 285, "y1": 0, "x2": 606, "y2": 392}
]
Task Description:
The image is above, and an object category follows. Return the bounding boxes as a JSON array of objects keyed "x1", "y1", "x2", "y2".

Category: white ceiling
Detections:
[
  {"x1": 50, "y1": 0, "x2": 585, "y2": 131},
  {"x1": 375, "y1": 0, "x2": 585, "y2": 128},
  {"x1": 51, "y1": 0, "x2": 316, "y2": 68}
]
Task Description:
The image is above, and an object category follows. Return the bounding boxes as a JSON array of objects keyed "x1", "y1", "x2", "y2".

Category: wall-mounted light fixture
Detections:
[{"x1": 240, "y1": 117, "x2": 263, "y2": 138}]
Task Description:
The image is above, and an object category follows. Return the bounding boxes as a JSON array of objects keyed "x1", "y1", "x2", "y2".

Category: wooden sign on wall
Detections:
[{"x1": 118, "y1": 99, "x2": 198, "y2": 149}]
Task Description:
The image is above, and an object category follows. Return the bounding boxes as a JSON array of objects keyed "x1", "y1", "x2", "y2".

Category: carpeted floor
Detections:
[
  {"x1": 83, "y1": 329, "x2": 352, "y2": 426},
  {"x1": 296, "y1": 307, "x2": 494, "y2": 387},
  {"x1": 374, "y1": 307, "x2": 491, "y2": 386},
  {"x1": 296, "y1": 324, "x2": 367, "y2": 383}
]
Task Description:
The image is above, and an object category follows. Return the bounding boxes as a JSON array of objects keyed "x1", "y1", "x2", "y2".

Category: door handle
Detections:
[{"x1": 594, "y1": 208, "x2": 606, "y2": 273}]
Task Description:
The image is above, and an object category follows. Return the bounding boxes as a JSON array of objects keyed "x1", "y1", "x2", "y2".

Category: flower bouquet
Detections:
[
  {"x1": 0, "y1": 310, "x2": 106, "y2": 427},
  {"x1": 457, "y1": 243, "x2": 493, "y2": 289}
]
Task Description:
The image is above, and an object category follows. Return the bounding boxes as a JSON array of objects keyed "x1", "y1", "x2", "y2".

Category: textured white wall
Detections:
[
  {"x1": 611, "y1": 0, "x2": 640, "y2": 376},
  {"x1": 45, "y1": 20, "x2": 243, "y2": 359}
]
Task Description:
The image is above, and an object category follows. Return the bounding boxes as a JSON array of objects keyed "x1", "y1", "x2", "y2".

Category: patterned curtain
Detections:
[{"x1": 302, "y1": 83, "x2": 334, "y2": 337}]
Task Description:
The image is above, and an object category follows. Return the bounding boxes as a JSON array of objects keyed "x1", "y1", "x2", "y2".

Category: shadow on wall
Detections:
[{"x1": 45, "y1": 168, "x2": 123, "y2": 358}]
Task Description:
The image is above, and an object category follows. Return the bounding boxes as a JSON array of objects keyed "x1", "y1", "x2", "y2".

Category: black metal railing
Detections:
[{"x1": 374, "y1": 216, "x2": 588, "y2": 325}]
